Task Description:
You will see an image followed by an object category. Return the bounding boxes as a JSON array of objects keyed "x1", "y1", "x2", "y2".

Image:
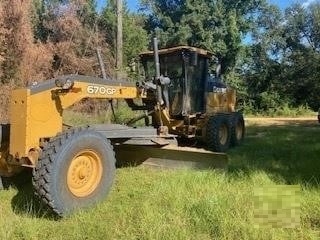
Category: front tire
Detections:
[{"x1": 32, "y1": 128, "x2": 116, "y2": 216}]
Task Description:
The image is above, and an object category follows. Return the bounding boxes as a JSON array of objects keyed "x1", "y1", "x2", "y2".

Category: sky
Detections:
[
  {"x1": 269, "y1": 0, "x2": 318, "y2": 9},
  {"x1": 97, "y1": 0, "x2": 319, "y2": 12},
  {"x1": 97, "y1": 0, "x2": 139, "y2": 11}
]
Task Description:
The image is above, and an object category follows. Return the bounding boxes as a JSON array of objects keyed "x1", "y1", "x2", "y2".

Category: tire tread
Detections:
[{"x1": 32, "y1": 127, "x2": 115, "y2": 216}]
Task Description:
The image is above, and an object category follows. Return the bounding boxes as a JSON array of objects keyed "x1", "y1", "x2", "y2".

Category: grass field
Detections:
[{"x1": 0, "y1": 118, "x2": 320, "y2": 239}]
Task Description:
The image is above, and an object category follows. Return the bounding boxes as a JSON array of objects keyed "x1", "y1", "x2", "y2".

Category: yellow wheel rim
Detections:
[
  {"x1": 219, "y1": 124, "x2": 228, "y2": 145},
  {"x1": 67, "y1": 150, "x2": 103, "y2": 197},
  {"x1": 236, "y1": 121, "x2": 243, "y2": 140}
]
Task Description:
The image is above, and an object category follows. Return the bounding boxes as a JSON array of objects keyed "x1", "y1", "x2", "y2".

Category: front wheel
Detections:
[{"x1": 32, "y1": 128, "x2": 116, "y2": 216}]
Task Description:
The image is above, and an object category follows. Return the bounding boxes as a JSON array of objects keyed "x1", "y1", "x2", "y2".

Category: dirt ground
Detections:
[{"x1": 245, "y1": 116, "x2": 318, "y2": 126}]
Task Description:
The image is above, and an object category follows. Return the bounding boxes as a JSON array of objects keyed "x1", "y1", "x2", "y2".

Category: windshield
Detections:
[
  {"x1": 142, "y1": 54, "x2": 182, "y2": 80},
  {"x1": 142, "y1": 53, "x2": 183, "y2": 115}
]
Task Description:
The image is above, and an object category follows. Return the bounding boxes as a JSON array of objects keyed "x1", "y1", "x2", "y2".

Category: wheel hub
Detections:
[
  {"x1": 67, "y1": 150, "x2": 103, "y2": 197},
  {"x1": 78, "y1": 167, "x2": 87, "y2": 180}
]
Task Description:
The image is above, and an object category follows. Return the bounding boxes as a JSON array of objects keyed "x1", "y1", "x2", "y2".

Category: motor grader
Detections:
[{"x1": 0, "y1": 38, "x2": 245, "y2": 216}]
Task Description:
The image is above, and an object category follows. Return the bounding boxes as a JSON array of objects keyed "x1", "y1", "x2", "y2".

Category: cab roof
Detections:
[{"x1": 139, "y1": 45, "x2": 213, "y2": 59}]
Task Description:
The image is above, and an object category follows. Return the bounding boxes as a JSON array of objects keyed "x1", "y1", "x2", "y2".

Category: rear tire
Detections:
[
  {"x1": 231, "y1": 112, "x2": 245, "y2": 146},
  {"x1": 206, "y1": 114, "x2": 232, "y2": 152},
  {"x1": 32, "y1": 127, "x2": 116, "y2": 216}
]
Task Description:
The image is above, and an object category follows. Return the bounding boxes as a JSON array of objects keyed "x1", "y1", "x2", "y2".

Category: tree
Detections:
[
  {"x1": 31, "y1": 0, "x2": 113, "y2": 77},
  {"x1": 0, "y1": 2, "x2": 6, "y2": 80},
  {"x1": 242, "y1": 2, "x2": 320, "y2": 111},
  {"x1": 0, "y1": 0, "x2": 53, "y2": 85},
  {"x1": 241, "y1": 3, "x2": 286, "y2": 111},
  {"x1": 141, "y1": 0, "x2": 266, "y2": 75},
  {"x1": 281, "y1": 3, "x2": 320, "y2": 110}
]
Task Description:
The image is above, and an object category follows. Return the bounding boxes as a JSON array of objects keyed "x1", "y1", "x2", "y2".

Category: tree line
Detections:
[
  {"x1": 0, "y1": 0, "x2": 319, "y2": 120},
  {"x1": 142, "y1": 0, "x2": 320, "y2": 113}
]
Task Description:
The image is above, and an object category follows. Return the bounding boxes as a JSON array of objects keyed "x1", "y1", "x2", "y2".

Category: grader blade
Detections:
[{"x1": 114, "y1": 144, "x2": 228, "y2": 170}]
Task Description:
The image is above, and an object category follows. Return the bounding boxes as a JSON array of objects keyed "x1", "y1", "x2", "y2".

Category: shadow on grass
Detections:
[
  {"x1": 228, "y1": 120, "x2": 320, "y2": 186},
  {"x1": 2, "y1": 170, "x2": 59, "y2": 220}
]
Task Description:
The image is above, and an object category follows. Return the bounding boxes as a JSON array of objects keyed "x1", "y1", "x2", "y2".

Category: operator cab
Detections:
[{"x1": 139, "y1": 46, "x2": 213, "y2": 118}]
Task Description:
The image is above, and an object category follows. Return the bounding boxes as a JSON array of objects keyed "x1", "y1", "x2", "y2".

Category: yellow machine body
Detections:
[
  {"x1": 0, "y1": 43, "x2": 245, "y2": 218},
  {"x1": 206, "y1": 90, "x2": 236, "y2": 114},
  {"x1": 8, "y1": 75, "x2": 145, "y2": 166},
  {"x1": 1, "y1": 46, "x2": 240, "y2": 178}
]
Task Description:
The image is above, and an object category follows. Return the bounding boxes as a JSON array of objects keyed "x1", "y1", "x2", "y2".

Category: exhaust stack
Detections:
[{"x1": 153, "y1": 37, "x2": 164, "y2": 106}]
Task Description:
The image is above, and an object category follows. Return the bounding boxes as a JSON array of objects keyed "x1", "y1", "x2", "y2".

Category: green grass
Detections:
[{"x1": 1, "y1": 120, "x2": 320, "y2": 239}]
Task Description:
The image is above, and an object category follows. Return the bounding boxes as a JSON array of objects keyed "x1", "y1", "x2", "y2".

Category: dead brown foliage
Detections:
[
  {"x1": 47, "y1": 3, "x2": 114, "y2": 77},
  {"x1": 0, "y1": 84, "x2": 14, "y2": 123},
  {"x1": 0, "y1": 1, "x2": 114, "y2": 122},
  {"x1": 1, "y1": 0, "x2": 53, "y2": 85},
  {"x1": 0, "y1": 3, "x2": 6, "y2": 79}
]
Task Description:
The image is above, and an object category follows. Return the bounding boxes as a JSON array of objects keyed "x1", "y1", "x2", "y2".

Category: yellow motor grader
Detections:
[{"x1": 0, "y1": 38, "x2": 244, "y2": 216}]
